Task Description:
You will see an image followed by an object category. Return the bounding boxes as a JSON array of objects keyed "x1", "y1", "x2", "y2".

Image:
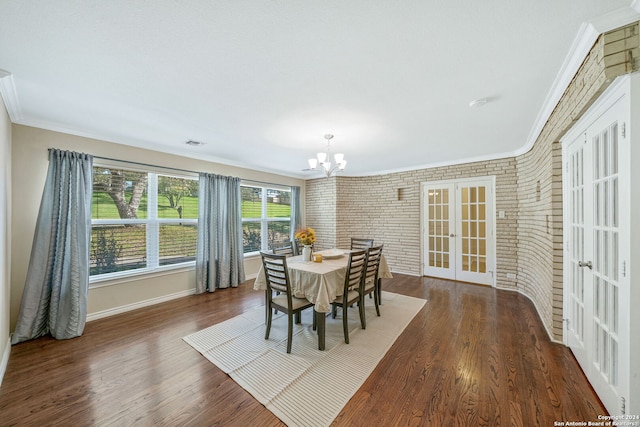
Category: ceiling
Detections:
[{"x1": 0, "y1": 1, "x2": 638, "y2": 178}]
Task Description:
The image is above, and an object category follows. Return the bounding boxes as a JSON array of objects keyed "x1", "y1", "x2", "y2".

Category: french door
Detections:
[
  {"x1": 421, "y1": 177, "x2": 495, "y2": 286},
  {"x1": 563, "y1": 80, "x2": 630, "y2": 414}
]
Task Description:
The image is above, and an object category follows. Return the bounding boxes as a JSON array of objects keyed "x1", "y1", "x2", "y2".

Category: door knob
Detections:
[
  {"x1": 578, "y1": 260, "x2": 593, "y2": 269},
  {"x1": 449, "y1": 233, "x2": 455, "y2": 237}
]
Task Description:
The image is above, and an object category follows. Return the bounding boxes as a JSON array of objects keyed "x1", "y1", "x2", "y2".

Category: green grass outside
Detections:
[{"x1": 92, "y1": 192, "x2": 291, "y2": 220}]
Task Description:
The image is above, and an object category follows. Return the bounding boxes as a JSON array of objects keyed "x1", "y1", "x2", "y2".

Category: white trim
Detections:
[
  {"x1": 11, "y1": 116, "x2": 310, "y2": 180},
  {"x1": 0, "y1": 70, "x2": 22, "y2": 122},
  {"x1": 561, "y1": 76, "x2": 629, "y2": 144},
  {"x1": 521, "y1": 5, "x2": 640, "y2": 158},
  {"x1": 90, "y1": 263, "x2": 194, "y2": 288},
  {"x1": 0, "y1": 336, "x2": 11, "y2": 387},
  {"x1": 86, "y1": 288, "x2": 197, "y2": 322},
  {"x1": 590, "y1": 3, "x2": 640, "y2": 33},
  {"x1": 340, "y1": 7, "x2": 640, "y2": 179},
  {"x1": 388, "y1": 269, "x2": 420, "y2": 277},
  {"x1": 420, "y1": 176, "x2": 497, "y2": 287}
]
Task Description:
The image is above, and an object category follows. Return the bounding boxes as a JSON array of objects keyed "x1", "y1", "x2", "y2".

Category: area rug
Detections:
[{"x1": 183, "y1": 291, "x2": 426, "y2": 427}]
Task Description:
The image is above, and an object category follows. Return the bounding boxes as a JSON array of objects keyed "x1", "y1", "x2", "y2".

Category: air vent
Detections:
[{"x1": 185, "y1": 140, "x2": 206, "y2": 147}]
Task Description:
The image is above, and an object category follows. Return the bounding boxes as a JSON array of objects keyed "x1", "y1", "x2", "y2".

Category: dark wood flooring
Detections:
[{"x1": 0, "y1": 274, "x2": 606, "y2": 426}]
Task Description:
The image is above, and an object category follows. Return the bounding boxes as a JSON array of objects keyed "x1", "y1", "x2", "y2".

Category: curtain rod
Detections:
[
  {"x1": 92, "y1": 154, "x2": 198, "y2": 175},
  {"x1": 51, "y1": 150, "x2": 297, "y2": 189}
]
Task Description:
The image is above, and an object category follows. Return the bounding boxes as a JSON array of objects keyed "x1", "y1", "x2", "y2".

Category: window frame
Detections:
[{"x1": 89, "y1": 162, "x2": 199, "y2": 285}]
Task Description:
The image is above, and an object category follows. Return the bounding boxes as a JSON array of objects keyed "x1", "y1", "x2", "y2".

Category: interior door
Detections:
[
  {"x1": 422, "y1": 177, "x2": 495, "y2": 286},
  {"x1": 564, "y1": 128, "x2": 590, "y2": 371},
  {"x1": 563, "y1": 86, "x2": 629, "y2": 415},
  {"x1": 423, "y1": 183, "x2": 456, "y2": 280},
  {"x1": 455, "y1": 180, "x2": 494, "y2": 285}
]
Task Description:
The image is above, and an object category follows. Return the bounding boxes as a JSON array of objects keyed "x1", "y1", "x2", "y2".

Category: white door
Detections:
[
  {"x1": 563, "y1": 82, "x2": 630, "y2": 415},
  {"x1": 422, "y1": 183, "x2": 456, "y2": 280},
  {"x1": 422, "y1": 177, "x2": 495, "y2": 286}
]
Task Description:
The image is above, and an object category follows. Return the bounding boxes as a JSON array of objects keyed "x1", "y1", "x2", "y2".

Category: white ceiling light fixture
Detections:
[{"x1": 306, "y1": 134, "x2": 347, "y2": 177}]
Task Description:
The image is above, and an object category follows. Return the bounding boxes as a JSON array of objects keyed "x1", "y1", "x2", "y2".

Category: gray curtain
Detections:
[
  {"x1": 290, "y1": 186, "x2": 302, "y2": 248},
  {"x1": 195, "y1": 173, "x2": 245, "y2": 293},
  {"x1": 12, "y1": 149, "x2": 93, "y2": 344}
]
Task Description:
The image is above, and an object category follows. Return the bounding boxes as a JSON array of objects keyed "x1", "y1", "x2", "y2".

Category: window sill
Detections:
[
  {"x1": 89, "y1": 262, "x2": 195, "y2": 289},
  {"x1": 244, "y1": 251, "x2": 262, "y2": 260}
]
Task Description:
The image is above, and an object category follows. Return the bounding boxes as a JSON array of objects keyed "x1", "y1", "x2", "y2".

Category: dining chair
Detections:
[
  {"x1": 261, "y1": 252, "x2": 315, "y2": 353},
  {"x1": 350, "y1": 237, "x2": 374, "y2": 251},
  {"x1": 330, "y1": 249, "x2": 368, "y2": 344},
  {"x1": 363, "y1": 245, "x2": 383, "y2": 318},
  {"x1": 271, "y1": 240, "x2": 295, "y2": 257},
  {"x1": 350, "y1": 238, "x2": 375, "y2": 300}
]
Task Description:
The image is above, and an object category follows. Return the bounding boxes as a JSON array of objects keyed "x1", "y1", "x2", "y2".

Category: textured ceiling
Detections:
[{"x1": 0, "y1": 1, "x2": 637, "y2": 178}]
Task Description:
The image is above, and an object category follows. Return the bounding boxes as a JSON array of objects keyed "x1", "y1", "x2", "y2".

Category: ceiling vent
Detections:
[{"x1": 185, "y1": 140, "x2": 206, "y2": 146}]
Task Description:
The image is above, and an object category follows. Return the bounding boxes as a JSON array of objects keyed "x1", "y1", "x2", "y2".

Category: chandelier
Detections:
[{"x1": 306, "y1": 134, "x2": 347, "y2": 177}]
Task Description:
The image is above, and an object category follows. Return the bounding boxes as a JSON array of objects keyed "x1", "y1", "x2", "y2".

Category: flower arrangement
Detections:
[{"x1": 294, "y1": 227, "x2": 316, "y2": 246}]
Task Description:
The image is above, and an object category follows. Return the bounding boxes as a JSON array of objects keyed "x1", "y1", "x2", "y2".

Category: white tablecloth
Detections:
[{"x1": 253, "y1": 249, "x2": 392, "y2": 313}]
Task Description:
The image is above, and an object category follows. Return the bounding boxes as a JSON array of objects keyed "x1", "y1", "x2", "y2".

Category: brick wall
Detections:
[
  {"x1": 517, "y1": 22, "x2": 640, "y2": 339},
  {"x1": 306, "y1": 158, "x2": 519, "y2": 287},
  {"x1": 305, "y1": 178, "x2": 337, "y2": 250},
  {"x1": 304, "y1": 22, "x2": 640, "y2": 341}
]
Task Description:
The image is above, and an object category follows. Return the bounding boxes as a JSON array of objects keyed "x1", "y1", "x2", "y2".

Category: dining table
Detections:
[{"x1": 253, "y1": 248, "x2": 393, "y2": 350}]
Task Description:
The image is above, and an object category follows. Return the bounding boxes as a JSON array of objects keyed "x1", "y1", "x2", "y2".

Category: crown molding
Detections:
[
  {"x1": 0, "y1": 70, "x2": 23, "y2": 122},
  {"x1": 520, "y1": 4, "x2": 640, "y2": 157}
]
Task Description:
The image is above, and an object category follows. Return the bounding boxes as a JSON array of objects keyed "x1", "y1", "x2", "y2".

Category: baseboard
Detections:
[
  {"x1": 388, "y1": 269, "x2": 421, "y2": 277},
  {"x1": 495, "y1": 285, "x2": 563, "y2": 345},
  {"x1": 86, "y1": 289, "x2": 197, "y2": 322},
  {"x1": 0, "y1": 336, "x2": 10, "y2": 387}
]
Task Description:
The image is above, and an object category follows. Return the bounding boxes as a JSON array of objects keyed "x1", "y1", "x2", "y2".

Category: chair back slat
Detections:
[
  {"x1": 350, "y1": 237, "x2": 374, "y2": 251},
  {"x1": 344, "y1": 249, "x2": 367, "y2": 292},
  {"x1": 271, "y1": 240, "x2": 295, "y2": 257},
  {"x1": 261, "y1": 252, "x2": 292, "y2": 294},
  {"x1": 365, "y1": 245, "x2": 384, "y2": 284}
]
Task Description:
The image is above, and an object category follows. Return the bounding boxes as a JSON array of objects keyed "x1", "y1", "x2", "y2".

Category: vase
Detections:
[{"x1": 301, "y1": 245, "x2": 313, "y2": 261}]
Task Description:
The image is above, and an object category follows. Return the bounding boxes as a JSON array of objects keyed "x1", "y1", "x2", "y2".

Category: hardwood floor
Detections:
[{"x1": 0, "y1": 274, "x2": 605, "y2": 426}]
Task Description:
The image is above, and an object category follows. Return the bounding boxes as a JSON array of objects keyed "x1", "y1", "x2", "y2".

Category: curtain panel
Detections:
[
  {"x1": 12, "y1": 149, "x2": 93, "y2": 344},
  {"x1": 195, "y1": 173, "x2": 245, "y2": 293},
  {"x1": 290, "y1": 186, "x2": 301, "y2": 246}
]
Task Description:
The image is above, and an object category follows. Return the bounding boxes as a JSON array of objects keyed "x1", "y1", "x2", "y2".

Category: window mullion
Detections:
[
  {"x1": 147, "y1": 173, "x2": 159, "y2": 267},
  {"x1": 261, "y1": 187, "x2": 269, "y2": 251}
]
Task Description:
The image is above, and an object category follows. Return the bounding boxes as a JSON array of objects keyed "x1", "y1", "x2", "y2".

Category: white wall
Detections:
[
  {"x1": 0, "y1": 93, "x2": 11, "y2": 384},
  {"x1": 10, "y1": 125, "x2": 303, "y2": 328}
]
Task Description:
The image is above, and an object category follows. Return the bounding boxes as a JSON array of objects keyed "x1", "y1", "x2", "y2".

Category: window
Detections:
[
  {"x1": 241, "y1": 185, "x2": 291, "y2": 254},
  {"x1": 91, "y1": 166, "x2": 198, "y2": 279}
]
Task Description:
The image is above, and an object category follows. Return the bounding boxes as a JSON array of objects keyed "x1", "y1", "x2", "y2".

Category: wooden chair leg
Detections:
[
  {"x1": 287, "y1": 313, "x2": 293, "y2": 353},
  {"x1": 265, "y1": 305, "x2": 272, "y2": 339},
  {"x1": 359, "y1": 298, "x2": 367, "y2": 329},
  {"x1": 294, "y1": 312, "x2": 301, "y2": 324},
  {"x1": 374, "y1": 290, "x2": 380, "y2": 317},
  {"x1": 342, "y1": 308, "x2": 350, "y2": 344}
]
